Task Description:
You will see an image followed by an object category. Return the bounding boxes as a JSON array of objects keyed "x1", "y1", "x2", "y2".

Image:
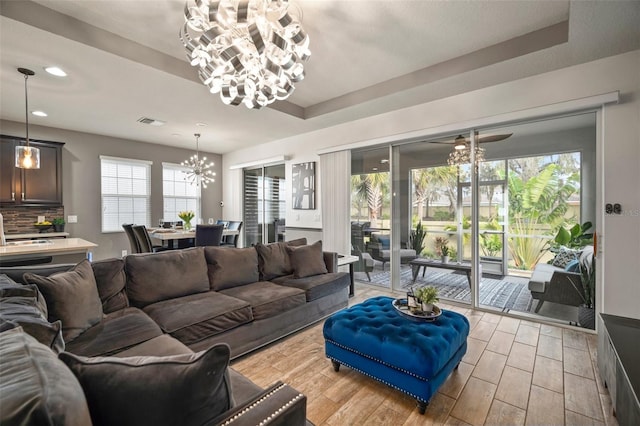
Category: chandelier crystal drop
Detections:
[
  {"x1": 180, "y1": 0, "x2": 311, "y2": 109},
  {"x1": 182, "y1": 133, "x2": 216, "y2": 188}
]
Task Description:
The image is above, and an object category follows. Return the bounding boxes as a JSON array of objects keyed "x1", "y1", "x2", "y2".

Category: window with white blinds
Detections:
[
  {"x1": 162, "y1": 163, "x2": 201, "y2": 223},
  {"x1": 100, "y1": 156, "x2": 152, "y2": 233}
]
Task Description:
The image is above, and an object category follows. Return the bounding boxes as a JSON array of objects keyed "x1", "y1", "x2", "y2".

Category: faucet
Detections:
[{"x1": 0, "y1": 212, "x2": 5, "y2": 246}]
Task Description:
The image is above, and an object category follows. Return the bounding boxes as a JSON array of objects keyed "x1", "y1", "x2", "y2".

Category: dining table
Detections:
[{"x1": 149, "y1": 228, "x2": 239, "y2": 249}]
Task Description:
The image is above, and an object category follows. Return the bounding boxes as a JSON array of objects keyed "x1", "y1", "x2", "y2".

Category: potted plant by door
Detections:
[
  {"x1": 567, "y1": 247, "x2": 596, "y2": 329},
  {"x1": 52, "y1": 217, "x2": 65, "y2": 232},
  {"x1": 409, "y1": 222, "x2": 427, "y2": 257},
  {"x1": 414, "y1": 285, "x2": 439, "y2": 314}
]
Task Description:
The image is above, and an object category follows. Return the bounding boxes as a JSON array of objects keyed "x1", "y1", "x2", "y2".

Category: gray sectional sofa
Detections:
[{"x1": 0, "y1": 238, "x2": 350, "y2": 425}]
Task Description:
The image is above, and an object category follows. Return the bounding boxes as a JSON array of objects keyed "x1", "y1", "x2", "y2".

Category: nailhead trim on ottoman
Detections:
[{"x1": 323, "y1": 296, "x2": 469, "y2": 413}]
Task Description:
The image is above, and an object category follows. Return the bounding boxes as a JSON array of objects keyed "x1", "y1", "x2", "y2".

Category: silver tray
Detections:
[{"x1": 392, "y1": 298, "x2": 442, "y2": 321}]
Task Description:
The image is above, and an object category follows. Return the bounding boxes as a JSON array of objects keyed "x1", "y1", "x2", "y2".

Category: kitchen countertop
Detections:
[
  {"x1": 5, "y1": 232, "x2": 70, "y2": 240},
  {"x1": 0, "y1": 238, "x2": 97, "y2": 258}
]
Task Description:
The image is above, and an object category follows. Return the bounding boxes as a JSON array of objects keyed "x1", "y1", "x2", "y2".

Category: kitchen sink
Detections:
[{"x1": 6, "y1": 239, "x2": 53, "y2": 246}]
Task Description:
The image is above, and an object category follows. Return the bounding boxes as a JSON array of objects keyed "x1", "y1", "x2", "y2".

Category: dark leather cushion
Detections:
[
  {"x1": 286, "y1": 240, "x2": 328, "y2": 278},
  {"x1": 126, "y1": 247, "x2": 210, "y2": 307},
  {"x1": 59, "y1": 343, "x2": 233, "y2": 426},
  {"x1": 204, "y1": 246, "x2": 259, "y2": 291},
  {"x1": 24, "y1": 260, "x2": 103, "y2": 343},
  {"x1": 255, "y1": 237, "x2": 307, "y2": 280},
  {"x1": 0, "y1": 327, "x2": 91, "y2": 426}
]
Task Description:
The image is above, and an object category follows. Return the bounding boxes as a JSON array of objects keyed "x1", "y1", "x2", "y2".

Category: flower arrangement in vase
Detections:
[{"x1": 178, "y1": 210, "x2": 195, "y2": 231}]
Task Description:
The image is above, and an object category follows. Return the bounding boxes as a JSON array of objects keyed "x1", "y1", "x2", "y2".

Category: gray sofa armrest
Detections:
[
  {"x1": 323, "y1": 251, "x2": 338, "y2": 273},
  {"x1": 212, "y1": 381, "x2": 307, "y2": 426}
]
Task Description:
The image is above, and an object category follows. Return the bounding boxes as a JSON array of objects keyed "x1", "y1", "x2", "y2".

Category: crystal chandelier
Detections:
[
  {"x1": 180, "y1": 0, "x2": 311, "y2": 109},
  {"x1": 447, "y1": 135, "x2": 485, "y2": 166},
  {"x1": 182, "y1": 133, "x2": 216, "y2": 188},
  {"x1": 15, "y1": 68, "x2": 40, "y2": 169}
]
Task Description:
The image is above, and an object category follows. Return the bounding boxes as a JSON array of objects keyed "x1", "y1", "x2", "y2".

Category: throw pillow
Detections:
[
  {"x1": 287, "y1": 240, "x2": 328, "y2": 279},
  {"x1": 0, "y1": 327, "x2": 91, "y2": 426},
  {"x1": 0, "y1": 296, "x2": 65, "y2": 353},
  {"x1": 59, "y1": 343, "x2": 233, "y2": 426},
  {"x1": 564, "y1": 259, "x2": 580, "y2": 273},
  {"x1": 23, "y1": 259, "x2": 103, "y2": 343},
  {"x1": 204, "y1": 246, "x2": 259, "y2": 291},
  {"x1": 552, "y1": 246, "x2": 580, "y2": 268},
  {"x1": 256, "y1": 237, "x2": 307, "y2": 280}
]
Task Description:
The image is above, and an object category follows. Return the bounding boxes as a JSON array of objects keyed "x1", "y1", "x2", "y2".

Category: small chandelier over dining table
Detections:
[
  {"x1": 179, "y1": 0, "x2": 311, "y2": 109},
  {"x1": 182, "y1": 133, "x2": 216, "y2": 188}
]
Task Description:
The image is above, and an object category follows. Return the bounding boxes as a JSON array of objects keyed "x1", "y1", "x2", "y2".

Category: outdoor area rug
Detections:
[{"x1": 362, "y1": 267, "x2": 533, "y2": 312}]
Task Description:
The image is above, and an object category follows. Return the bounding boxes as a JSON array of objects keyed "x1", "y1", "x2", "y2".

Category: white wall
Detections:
[{"x1": 222, "y1": 50, "x2": 640, "y2": 320}]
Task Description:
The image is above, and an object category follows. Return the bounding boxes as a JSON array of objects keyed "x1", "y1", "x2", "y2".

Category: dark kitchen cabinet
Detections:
[{"x1": 0, "y1": 135, "x2": 64, "y2": 206}]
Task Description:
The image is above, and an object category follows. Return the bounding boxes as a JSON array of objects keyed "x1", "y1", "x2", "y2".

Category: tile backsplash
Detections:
[{"x1": 0, "y1": 206, "x2": 65, "y2": 234}]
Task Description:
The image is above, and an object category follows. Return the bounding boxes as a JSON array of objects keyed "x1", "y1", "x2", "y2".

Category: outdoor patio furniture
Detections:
[
  {"x1": 366, "y1": 233, "x2": 417, "y2": 270},
  {"x1": 528, "y1": 246, "x2": 593, "y2": 312}
]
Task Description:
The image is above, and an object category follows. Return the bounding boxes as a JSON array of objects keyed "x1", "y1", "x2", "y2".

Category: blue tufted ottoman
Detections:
[{"x1": 323, "y1": 296, "x2": 469, "y2": 414}]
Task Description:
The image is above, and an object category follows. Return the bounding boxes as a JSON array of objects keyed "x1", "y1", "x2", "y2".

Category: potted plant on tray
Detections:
[
  {"x1": 52, "y1": 217, "x2": 65, "y2": 232},
  {"x1": 414, "y1": 285, "x2": 439, "y2": 314}
]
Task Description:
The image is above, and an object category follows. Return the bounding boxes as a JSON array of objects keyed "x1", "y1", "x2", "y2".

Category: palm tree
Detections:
[{"x1": 365, "y1": 172, "x2": 388, "y2": 220}]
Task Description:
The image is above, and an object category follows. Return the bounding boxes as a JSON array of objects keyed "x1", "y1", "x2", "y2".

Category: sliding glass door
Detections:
[
  {"x1": 351, "y1": 112, "x2": 596, "y2": 328},
  {"x1": 243, "y1": 164, "x2": 286, "y2": 246}
]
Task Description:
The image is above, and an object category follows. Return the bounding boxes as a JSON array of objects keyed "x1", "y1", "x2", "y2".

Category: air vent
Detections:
[{"x1": 137, "y1": 117, "x2": 166, "y2": 126}]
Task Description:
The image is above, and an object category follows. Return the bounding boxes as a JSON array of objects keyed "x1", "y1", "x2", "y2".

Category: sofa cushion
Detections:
[
  {"x1": 0, "y1": 298, "x2": 65, "y2": 353},
  {"x1": 143, "y1": 291, "x2": 253, "y2": 345},
  {"x1": 256, "y1": 237, "x2": 307, "y2": 280},
  {"x1": 24, "y1": 259, "x2": 104, "y2": 343},
  {"x1": 271, "y1": 272, "x2": 350, "y2": 302},
  {"x1": 204, "y1": 246, "x2": 259, "y2": 291},
  {"x1": 528, "y1": 263, "x2": 562, "y2": 292},
  {"x1": 0, "y1": 274, "x2": 48, "y2": 316},
  {"x1": 114, "y1": 334, "x2": 193, "y2": 357},
  {"x1": 552, "y1": 246, "x2": 580, "y2": 268},
  {"x1": 0, "y1": 327, "x2": 92, "y2": 426},
  {"x1": 220, "y1": 281, "x2": 306, "y2": 320},
  {"x1": 286, "y1": 240, "x2": 328, "y2": 278},
  {"x1": 65, "y1": 307, "x2": 163, "y2": 357},
  {"x1": 126, "y1": 247, "x2": 210, "y2": 307},
  {"x1": 59, "y1": 343, "x2": 233, "y2": 426},
  {"x1": 92, "y1": 257, "x2": 129, "y2": 313}
]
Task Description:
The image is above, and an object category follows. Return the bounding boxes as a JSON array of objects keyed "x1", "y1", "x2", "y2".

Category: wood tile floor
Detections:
[{"x1": 231, "y1": 283, "x2": 617, "y2": 425}]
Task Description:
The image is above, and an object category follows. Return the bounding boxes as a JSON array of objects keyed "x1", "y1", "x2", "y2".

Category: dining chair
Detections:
[
  {"x1": 220, "y1": 221, "x2": 242, "y2": 247},
  {"x1": 122, "y1": 223, "x2": 141, "y2": 254},
  {"x1": 216, "y1": 220, "x2": 230, "y2": 228},
  {"x1": 195, "y1": 224, "x2": 225, "y2": 247},
  {"x1": 132, "y1": 225, "x2": 167, "y2": 253}
]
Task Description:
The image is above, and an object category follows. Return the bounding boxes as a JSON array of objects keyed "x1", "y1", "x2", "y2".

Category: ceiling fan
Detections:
[{"x1": 431, "y1": 132, "x2": 513, "y2": 151}]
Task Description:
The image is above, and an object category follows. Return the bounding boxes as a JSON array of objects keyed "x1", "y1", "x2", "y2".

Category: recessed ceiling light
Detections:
[
  {"x1": 171, "y1": 133, "x2": 181, "y2": 137},
  {"x1": 31, "y1": 111, "x2": 48, "y2": 117},
  {"x1": 44, "y1": 66, "x2": 67, "y2": 77},
  {"x1": 195, "y1": 122, "x2": 207, "y2": 127}
]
